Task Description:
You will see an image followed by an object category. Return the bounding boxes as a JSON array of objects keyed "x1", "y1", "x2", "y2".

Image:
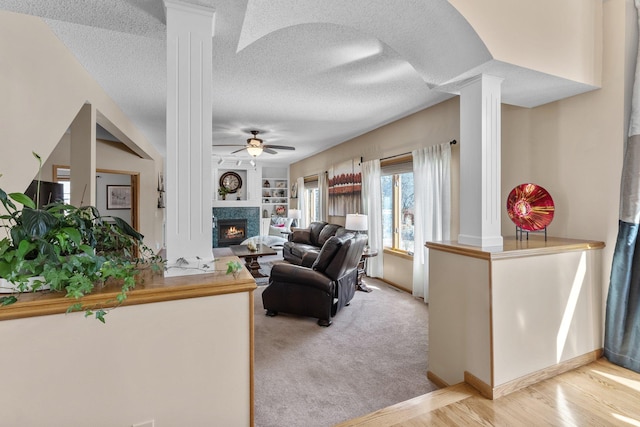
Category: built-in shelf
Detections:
[{"x1": 261, "y1": 168, "x2": 288, "y2": 217}]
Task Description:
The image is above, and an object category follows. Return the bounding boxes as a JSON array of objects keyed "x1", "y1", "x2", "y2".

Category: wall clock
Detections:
[{"x1": 219, "y1": 171, "x2": 242, "y2": 193}]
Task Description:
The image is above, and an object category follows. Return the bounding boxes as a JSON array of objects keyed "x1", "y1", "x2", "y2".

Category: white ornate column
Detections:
[
  {"x1": 70, "y1": 103, "x2": 96, "y2": 207},
  {"x1": 164, "y1": 0, "x2": 215, "y2": 265},
  {"x1": 458, "y1": 74, "x2": 503, "y2": 248}
]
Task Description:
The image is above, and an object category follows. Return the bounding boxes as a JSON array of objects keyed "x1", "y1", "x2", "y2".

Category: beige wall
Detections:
[
  {"x1": 291, "y1": 0, "x2": 629, "y2": 295},
  {"x1": 450, "y1": 0, "x2": 602, "y2": 86},
  {"x1": 501, "y1": 0, "x2": 628, "y2": 299},
  {"x1": 0, "y1": 11, "x2": 164, "y2": 250},
  {"x1": 0, "y1": 292, "x2": 252, "y2": 426}
]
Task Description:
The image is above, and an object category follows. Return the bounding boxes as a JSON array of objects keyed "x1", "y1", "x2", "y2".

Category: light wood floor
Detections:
[{"x1": 338, "y1": 358, "x2": 640, "y2": 426}]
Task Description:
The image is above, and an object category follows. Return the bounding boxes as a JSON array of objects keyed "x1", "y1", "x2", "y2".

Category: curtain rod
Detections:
[
  {"x1": 380, "y1": 152, "x2": 411, "y2": 162},
  {"x1": 379, "y1": 140, "x2": 457, "y2": 162}
]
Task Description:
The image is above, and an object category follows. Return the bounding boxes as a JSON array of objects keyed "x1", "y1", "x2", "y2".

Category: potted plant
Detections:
[
  {"x1": 0, "y1": 153, "x2": 163, "y2": 322},
  {"x1": 218, "y1": 186, "x2": 230, "y2": 200}
]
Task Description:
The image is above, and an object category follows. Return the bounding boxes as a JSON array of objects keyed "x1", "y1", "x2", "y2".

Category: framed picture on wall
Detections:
[{"x1": 107, "y1": 185, "x2": 131, "y2": 209}]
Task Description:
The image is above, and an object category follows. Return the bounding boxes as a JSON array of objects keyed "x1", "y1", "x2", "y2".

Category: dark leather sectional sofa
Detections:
[{"x1": 282, "y1": 221, "x2": 352, "y2": 266}]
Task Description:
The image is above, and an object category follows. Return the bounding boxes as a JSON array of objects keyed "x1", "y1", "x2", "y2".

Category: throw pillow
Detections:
[{"x1": 291, "y1": 230, "x2": 312, "y2": 245}]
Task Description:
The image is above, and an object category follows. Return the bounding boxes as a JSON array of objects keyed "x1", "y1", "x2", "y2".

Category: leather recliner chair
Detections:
[{"x1": 262, "y1": 233, "x2": 367, "y2": 326}]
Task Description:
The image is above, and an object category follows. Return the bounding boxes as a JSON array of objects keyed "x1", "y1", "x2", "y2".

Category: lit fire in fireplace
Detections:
[{"x1": 225, "y1": 226, "x2": 245, "y2": 239}]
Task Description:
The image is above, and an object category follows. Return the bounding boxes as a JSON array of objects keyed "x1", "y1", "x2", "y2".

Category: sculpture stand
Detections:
[{"x1": 516, "y1": 226, "x2": 547, "y2": 241}]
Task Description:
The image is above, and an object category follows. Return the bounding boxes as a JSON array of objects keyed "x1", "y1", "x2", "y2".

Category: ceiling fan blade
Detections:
[
  {"x1": 263, "y1": 148, "x2": 278, "y2": 154},
  {"x1": 230, "y1": 147, "x2": 247, "y2": 154},
  {"x1": 264, "y1": 144, "x2": 295, "y2": 150},
  {"x1": 212, "y1": 144, "x2": 247, "y2": 147}
]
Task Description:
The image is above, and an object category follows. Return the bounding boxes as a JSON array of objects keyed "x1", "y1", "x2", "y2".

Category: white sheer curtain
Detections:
[
  {"x1": 318, "y1": 171, "x2": 329, "y2": 222},
  {"x1": 296, "y1": 176, "x2": 306, "y2": 228},
  {"x1": 412, "y1": 143, "x2": 451, "y2": 302},
  {"x1": 361, "y1": 159, "x2": 383, "y2": 278}
]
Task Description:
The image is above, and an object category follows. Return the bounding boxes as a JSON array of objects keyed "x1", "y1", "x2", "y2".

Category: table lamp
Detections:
[
  {"x1": 289, "y1": 209, "x2": 302, "y2": 228},
  {"x1": 345, "y1": 213, "x2": 369, "y2": 250}
]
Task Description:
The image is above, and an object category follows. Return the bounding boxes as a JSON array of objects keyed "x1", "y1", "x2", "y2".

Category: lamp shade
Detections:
[
  {"x1": 289, "y1": 209, "x2": 302, "y2": 219},
  {"x1": 345, "y1": 213, "x2": 368, "y2": 231},
  {"x1": 246, "y1": 145, "x2": 263, "y2": 157}
]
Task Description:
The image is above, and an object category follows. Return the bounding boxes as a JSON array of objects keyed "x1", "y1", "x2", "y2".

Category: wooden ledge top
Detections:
[
  {"x1": 426, "y1": 236, "x2": 605, "y2": 261},
  {"x1": 0, "y1": 256, "x2": 257, "y2": 321}
]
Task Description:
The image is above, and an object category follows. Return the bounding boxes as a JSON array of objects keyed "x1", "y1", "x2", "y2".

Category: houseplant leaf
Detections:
[
  {"x1": 9, "y1": 192, "x2": 36, "y2": 209},
  {"x1": 0, "y1": 296, "x2": 17, "y2": 306},
  {"x1": 112, "y1": 217, "x2": 144, "y2": 241},
  {"x1": 0, "y1": 188, "x2": 17, "y2": 212},
  {"x1": 20, "y1": 207, "x2": 58, "y2": 238}
]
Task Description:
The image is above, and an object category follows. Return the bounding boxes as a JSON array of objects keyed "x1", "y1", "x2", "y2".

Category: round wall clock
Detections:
[{"x1": 219, "y1": 171, "x2": 242, "y2": 193}]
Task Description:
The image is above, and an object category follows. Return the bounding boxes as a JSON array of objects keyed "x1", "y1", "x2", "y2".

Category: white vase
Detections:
[{"x1": 0, "y1": 276, "x2": 49, "y2": 293}]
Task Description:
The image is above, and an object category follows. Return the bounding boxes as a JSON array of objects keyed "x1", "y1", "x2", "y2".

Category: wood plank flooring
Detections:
[{"x1": 339, "y1": 358, "x2": 640, "y2": 426}]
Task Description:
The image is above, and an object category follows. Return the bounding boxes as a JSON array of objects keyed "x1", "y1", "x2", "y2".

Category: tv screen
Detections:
[{"x1": 24, "y1": 180, "x2": 64, "y2": 208}]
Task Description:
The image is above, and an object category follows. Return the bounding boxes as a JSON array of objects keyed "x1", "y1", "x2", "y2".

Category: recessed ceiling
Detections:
[{"x1": 0, "y1": 0, "x2": 598, "y2": 165}]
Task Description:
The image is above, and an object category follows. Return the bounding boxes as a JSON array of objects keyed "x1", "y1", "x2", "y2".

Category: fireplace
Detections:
[
  {"x1": 212, "y1": 207, "x2": 260, "y2": 248},
  {"x1": 218, "y1": 219, "x2": 248, "y2": 247}
]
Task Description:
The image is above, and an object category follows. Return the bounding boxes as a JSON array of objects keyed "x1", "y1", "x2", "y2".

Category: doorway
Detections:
[{"x1": 53, "y1": 165, "x2": 140, "y2": 231}]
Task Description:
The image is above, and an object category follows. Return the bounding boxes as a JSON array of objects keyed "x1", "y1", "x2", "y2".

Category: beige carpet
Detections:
[{"x1": 254, "y1": 277, "x2": 438, "y2": 427}]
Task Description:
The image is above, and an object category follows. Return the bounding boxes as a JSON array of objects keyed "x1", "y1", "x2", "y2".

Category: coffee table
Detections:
[{"x1": 229, "y1": 244, "x2": 277, "y2": 278}]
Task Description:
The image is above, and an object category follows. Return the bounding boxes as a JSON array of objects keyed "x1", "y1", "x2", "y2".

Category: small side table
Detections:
[{"x1": 356, "y1": 249, "x2": 378, "y2": 292}]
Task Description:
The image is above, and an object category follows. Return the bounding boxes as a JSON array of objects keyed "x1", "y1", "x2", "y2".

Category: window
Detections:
[
  {"x1": 53, "y1": 166, "x2": 71, "y2": 204},
  {"x1": 304, "y1": 178, "x2": 320, "y2": 225},
  {"x1": 60, "y1": 181, "x2": 71, "y2": 204},
  {"x1": 381, "y1": 157, "x2": 414, "y2": 254}
]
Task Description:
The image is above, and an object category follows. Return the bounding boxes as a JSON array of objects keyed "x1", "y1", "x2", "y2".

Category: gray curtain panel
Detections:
[{"x1": 604, "y1": 0, "x2": 640, "y2": 373}]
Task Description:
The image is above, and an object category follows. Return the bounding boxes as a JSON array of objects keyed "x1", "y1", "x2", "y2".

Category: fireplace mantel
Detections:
[{"x1": 212, "y1": 200, "x2": 261, "y2": 208}]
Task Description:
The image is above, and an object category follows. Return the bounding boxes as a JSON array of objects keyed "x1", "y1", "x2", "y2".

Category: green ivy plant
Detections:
[
  {"x1": 226, "y1": 260, "x2": 243, "y2": 278},
  {"x1": 0, "y1": 152, "x2": 164, "y2": 322},
  {"x1": 218, "y1": 186, "x2": 230, "y2": 198}
]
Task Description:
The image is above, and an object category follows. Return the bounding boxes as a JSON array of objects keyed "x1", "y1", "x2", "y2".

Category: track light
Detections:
[
  {"x1": 249, "y1": 159, "x2": 256, "y2": 167},
  {"x1": 217, "y1": 158, "x2": 224, "y2": 165},
  {"x1": 236, "y1": 160, "x2": 242, "y2": 166}
]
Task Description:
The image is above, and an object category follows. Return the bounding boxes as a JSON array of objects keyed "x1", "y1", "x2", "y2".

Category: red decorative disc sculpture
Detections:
[{"x1": 506, "y1": 183, "x2": 555, "y2": 231}]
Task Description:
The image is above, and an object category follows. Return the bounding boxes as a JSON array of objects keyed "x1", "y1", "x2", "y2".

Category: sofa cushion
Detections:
[
  {"x1": 317, "y1": 223, "x2": 342, "y2": 246},
  {"x1": 309, "y1": 221, "x2": 328, "y2": 246},
  {"x1": 289, "y1": 243, "x2": 319, "y2": 260},
  {"x1": 311, "y1": 236, "x2": 343, "y2": 272}
]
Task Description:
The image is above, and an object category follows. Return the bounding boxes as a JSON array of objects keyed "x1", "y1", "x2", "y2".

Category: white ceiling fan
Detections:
[{"x1": 213, "y1": 130, "x2": 295, "y2": 157}]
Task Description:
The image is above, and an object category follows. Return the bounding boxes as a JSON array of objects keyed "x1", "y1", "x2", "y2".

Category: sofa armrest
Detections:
[{"x1": 270, "y1": 263, "x2": 334, "y2": 294}]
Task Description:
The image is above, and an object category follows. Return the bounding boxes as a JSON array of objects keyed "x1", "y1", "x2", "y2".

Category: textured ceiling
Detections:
[{"x1": 0, "y1": 0, "x2": 598, "y2": 165}]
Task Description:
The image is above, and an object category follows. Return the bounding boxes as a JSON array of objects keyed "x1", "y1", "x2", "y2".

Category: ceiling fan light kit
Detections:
[
  {"x1": 247, "y1": 131, "x2": 264, "y2": 157},
  {"x1": 212, "y1": 130, "x2": 295, "y2": 158}
]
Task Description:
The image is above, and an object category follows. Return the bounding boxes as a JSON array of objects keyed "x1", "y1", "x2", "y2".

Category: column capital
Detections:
[
  {"x1": 164, "y1": 0, "x2": 215, "y2": 17},
  {"x1": 458, "y1": 73, "x2": 504, "y2": 90},
  {"x1": 164, "y1": 0, "x2": 215, "y2": 37}
]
